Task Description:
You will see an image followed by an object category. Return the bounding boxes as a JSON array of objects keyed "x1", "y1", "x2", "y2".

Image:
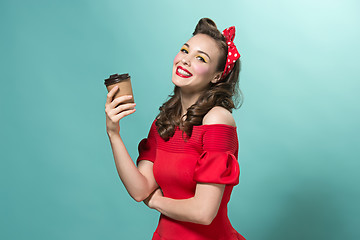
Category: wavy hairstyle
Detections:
[{"x1": 156, "y1": 18, "x2": 243, "y2": 141}]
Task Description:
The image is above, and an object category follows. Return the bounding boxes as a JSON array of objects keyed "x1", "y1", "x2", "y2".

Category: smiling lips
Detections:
[{"x1": 176, "y1": 66, "x2": 193, "y2": 78}]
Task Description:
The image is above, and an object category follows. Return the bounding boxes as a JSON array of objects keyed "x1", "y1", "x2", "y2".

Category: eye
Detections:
[
  {"x1": 196, "y1": 55, "x2": 207, "y2": 63},
  {"x1": 180, "y1": 48, "x2": 188, "y2": 54}
]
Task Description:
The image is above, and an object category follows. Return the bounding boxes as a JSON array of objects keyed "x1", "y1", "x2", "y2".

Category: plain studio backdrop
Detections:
[{"x1": 1, "y1": 0, "x2": 359, "y2": 239}]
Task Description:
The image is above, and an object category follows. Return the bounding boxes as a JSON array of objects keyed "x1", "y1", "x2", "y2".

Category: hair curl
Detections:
[{"x1": 156, "y1": 18, "x2": 243, "y2": 141}]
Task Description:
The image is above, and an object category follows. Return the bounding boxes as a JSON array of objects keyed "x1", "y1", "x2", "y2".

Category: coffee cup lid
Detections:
[{"x1": 104, "y1": 73, "x2": 130, "y2": 86}]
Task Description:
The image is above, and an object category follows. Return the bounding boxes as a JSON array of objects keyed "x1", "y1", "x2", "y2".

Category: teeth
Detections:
[{"x1": 177, "y1": 68, "x2": 191, "y2": 76}]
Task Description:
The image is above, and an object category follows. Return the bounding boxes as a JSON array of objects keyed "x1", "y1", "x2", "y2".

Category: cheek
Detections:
[
  {"x1": 192, "y1": 64, "x2": 211, "y2": 76},
  {"x1": 173, "y1": 53, "x2": 182, "y2": 64}
]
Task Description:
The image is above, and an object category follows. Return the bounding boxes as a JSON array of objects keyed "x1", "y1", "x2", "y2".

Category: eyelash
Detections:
[
  {"x1": 180, "y1": 48, "x2": 188, "y2": 54},
  {"x1": 180, "y1": 48, "x2": 207, "y2": 63},
  {"x1": 196, "y1": 56, "x2": 206, "y2": 63}
]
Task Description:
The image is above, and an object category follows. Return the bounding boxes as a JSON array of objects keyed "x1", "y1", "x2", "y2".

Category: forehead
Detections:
[{"x1": 186, "y1": 34, "x2": 221, "y2": 58}]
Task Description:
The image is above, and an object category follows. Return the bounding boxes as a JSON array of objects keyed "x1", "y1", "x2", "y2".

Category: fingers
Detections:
[
  {"x1": 113, "y1": 102, "x2": 136, "y2": 114},
  {"x1": 105, "y1": 101, "x2": 137, "y2": 122},
  {"x1": 105, "y1": 86, "x2": 119, "y2": 105},
  {"x1": 105, "y1": 87, "x2": 137, "y2": 122},
  {"x1": 108, "y1": 95, "x2": 133, "y2": 109},
  {"x1": 112, "y1": 108, "x2": 136, "y2": 122}
]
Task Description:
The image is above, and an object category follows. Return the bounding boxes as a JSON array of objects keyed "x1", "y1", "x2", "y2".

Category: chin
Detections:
[
  {"x1": 171, "y1": 71, "x2": 183, "y2": 86},
  {"x1": 172, "y1": 75, "x2": 191, "y2": 89},
  {"x1": 171, "y1": 76, "x2": 182, "y2": 88}
]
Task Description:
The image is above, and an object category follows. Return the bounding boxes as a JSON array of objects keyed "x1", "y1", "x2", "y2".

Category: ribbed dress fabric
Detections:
[{"x1": 136, "y1": 119, "x2": 246, "y2": 240}]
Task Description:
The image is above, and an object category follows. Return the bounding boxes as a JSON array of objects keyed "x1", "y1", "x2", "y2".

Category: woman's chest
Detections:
[
  {"x1": 153, "y1": 149, "x2": 200, "y2": 198},
  {"x1": 153, "y1": 129, "x2": 204, "y2": 198}
]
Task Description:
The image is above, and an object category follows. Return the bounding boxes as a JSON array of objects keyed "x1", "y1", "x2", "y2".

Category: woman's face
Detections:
[{"x1": 172, "y1": 34, "x2": 223, "y2": 94}]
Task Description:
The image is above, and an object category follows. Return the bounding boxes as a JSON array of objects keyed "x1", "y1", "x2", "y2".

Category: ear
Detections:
[{"x1": 210, "y1": 71, "x2": 223, "y2": 84}]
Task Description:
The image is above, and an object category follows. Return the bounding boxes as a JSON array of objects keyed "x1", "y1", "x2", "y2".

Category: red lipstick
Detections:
[{"x1": 176, "y1": 66, "x2": 193, "y2": 78}]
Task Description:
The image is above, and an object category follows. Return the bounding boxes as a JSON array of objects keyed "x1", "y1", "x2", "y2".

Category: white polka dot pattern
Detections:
[{"x1": 221, "y1": 26, "x2": 241, "y2": 79}]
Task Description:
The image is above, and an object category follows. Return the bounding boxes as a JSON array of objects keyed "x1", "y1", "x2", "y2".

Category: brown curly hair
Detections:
[{"x1": 156, "y1": 18, "x2": 243, "y2": 141}]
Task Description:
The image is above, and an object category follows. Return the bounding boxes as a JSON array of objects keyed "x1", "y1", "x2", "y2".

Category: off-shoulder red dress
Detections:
[{"x1": 136, "y1": 119, "x2": 246, "y2": 240}]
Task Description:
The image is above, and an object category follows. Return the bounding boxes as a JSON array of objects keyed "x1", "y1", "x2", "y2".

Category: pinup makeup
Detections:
[
  {"x1": 176, "y1": 66, "x2": 193, "y2": 78},
  {"x1": 104, "y1": 73, "x2": 134, "y2": 104}
]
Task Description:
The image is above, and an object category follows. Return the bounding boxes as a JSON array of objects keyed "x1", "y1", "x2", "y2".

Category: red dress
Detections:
[{"x1": 137, "y1": 119, "x2": 246, "y2": 240}]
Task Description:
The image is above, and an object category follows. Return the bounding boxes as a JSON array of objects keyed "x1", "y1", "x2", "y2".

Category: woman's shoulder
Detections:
[{"x1": 202, "y1": 106, "x2": 236, "y2": 127}]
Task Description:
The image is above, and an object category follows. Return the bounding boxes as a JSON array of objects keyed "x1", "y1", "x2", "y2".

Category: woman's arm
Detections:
[
  {"x1": 106, "y1": 86, "x2": 158, "y2": 202},
  {"x1": 107, "y1": 132, "x2": 159, "y2": 202},
  {"x1": 146, "y1": 183, "x2": 225, "y2": 225}
]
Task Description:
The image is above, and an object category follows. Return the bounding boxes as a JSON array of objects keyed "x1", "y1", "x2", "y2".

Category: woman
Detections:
[{"x1": 105, "y1": 18, "x2": 246, "y2": 240}]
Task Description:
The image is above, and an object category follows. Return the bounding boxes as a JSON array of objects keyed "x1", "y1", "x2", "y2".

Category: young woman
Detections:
[{"x1": 105, "y1": 18, "x2": 246, "y2": 240}]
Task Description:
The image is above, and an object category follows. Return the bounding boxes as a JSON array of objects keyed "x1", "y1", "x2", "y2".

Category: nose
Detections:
[{"x1": 181, "y1": 55, "x2": 191, "y2": 66}]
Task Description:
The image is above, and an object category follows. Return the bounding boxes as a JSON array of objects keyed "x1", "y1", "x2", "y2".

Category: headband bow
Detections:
[{"x1": 221, "y1": 26, "x2": 240, "y2": 79}]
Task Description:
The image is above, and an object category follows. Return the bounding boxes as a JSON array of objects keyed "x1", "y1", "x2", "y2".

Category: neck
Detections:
[{"x1": 180, "y1": 90, "x2": 203, "y2": 116}]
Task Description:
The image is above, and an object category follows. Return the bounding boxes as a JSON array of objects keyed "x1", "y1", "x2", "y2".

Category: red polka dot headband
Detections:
[{"x1": 221, "y1": 26, "x2": 241, "y2": 79}]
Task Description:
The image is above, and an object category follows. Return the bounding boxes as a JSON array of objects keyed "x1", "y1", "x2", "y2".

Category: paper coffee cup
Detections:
[{"x1": 104, "y1": 73, "x2": 134, "y2": 104}]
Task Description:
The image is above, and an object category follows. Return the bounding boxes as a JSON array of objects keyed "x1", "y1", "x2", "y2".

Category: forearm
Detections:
[
  {"x1": 107, "y1": 131, "x2": 151, "y2": 201},
  {"x1": 152, "y1": 196, "x2": 210, "y2": 225}
]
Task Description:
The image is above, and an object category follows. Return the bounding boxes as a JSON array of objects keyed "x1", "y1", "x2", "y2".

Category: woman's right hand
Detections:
[{"x1": 105, "y1": 85, "x2": 136, "y2": 135}]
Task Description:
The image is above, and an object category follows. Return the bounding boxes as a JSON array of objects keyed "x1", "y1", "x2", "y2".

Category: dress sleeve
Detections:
[
  {"x1": 193, "y1": 125, "x2": 240, "y2": 185},
  {"x1": 136, "y1": 120, "x2": 157, "y2": 166}
]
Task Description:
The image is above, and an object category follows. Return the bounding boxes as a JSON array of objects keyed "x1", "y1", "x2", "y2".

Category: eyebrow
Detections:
[{"x1": 184, "y1": 43, "x2": 211, "y2": 60}]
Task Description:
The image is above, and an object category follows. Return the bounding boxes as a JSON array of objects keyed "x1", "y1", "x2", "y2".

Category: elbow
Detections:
[
  {"x1": 197, "y1": 216, "x2": 215, "y2": 226},
  {"x1": 132, "y1": 193, "x2": 149, "y2": 202},
  {"x1": 131, "y1": 191, "x2": 150, "y2": 202},
  {"x1": 130, "y1": 185, "x2": 154, "y2": 202},
  {"x1": 195, "y1": 209, "x2": 217, "y2": 225},
  {"x1": 133, "y1": 195, "x2": 145, "y2": 202}
]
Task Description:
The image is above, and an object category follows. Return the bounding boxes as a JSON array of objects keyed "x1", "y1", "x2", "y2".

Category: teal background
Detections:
[{"x1": 1, "y1": 0, "x2": 359, "y2": 239}]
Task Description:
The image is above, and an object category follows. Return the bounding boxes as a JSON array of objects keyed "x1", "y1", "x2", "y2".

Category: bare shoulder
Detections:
[{"x1": 202, "y1": 106, "x2": 236, "y2": 127}]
